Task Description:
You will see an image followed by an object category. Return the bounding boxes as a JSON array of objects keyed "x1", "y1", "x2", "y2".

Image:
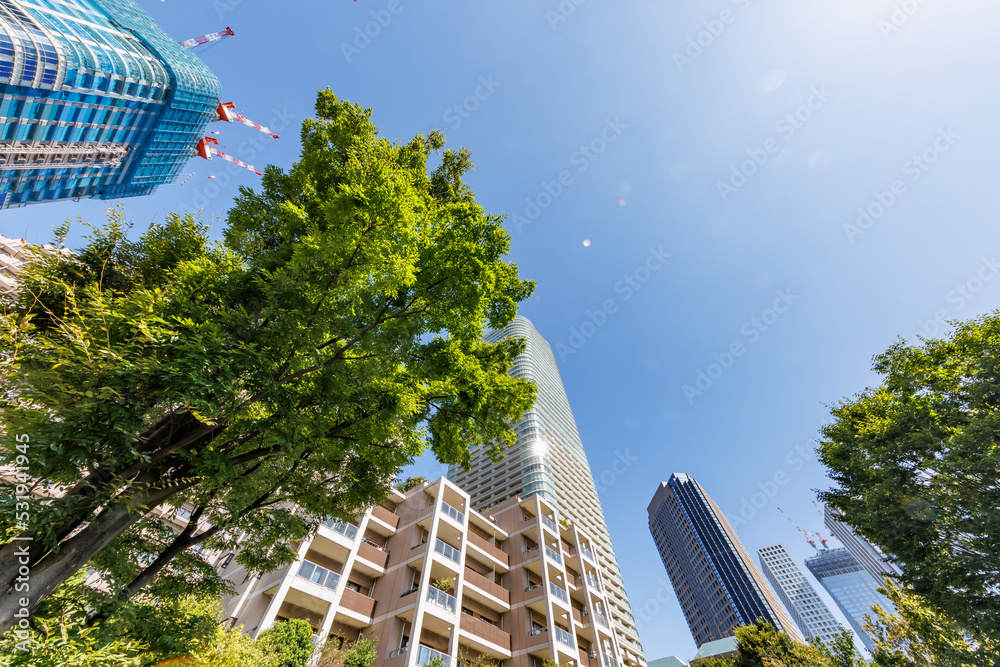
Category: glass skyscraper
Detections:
[
  {"x1": 448, "y1": 316, "x2": 647, "y2": 666},
  {"x1": 824, "y1": 505, "x2": 901, "y2": 584},
  {"x1": 758, "y1": 544, "x2": 843, "y2": 646},
  {"x1": 0, "y1": 0, "x2": 221, "y2": 208},
  {"x1": 804, "y1": 548, "x2": 894, "y2": 652},
  {"x1": 647, "y1": 474, "x2": 800, "y2": 649}
]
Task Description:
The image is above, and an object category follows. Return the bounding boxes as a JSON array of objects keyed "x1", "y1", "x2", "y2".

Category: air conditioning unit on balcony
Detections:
[
  {"x1": 589, "y1": 653, "x2": 597, "y2": 659},
  {"x1": 583, "y1": 610, "x2": 589, "y2": 615}
]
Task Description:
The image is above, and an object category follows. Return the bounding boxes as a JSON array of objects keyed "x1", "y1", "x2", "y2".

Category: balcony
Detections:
[
  {"x1": 467, "y1": 532, "x2": 508, "y2": 567},
  {"x1": 416, "y1": 645, "x2": 452, "y2": 667},
  {"x1": 442, "y1": 501, "x2": 465, "y2": 525},
  {"x1": 586, "y1": 574, "x2": 602, "y2": 591},
  {"x1": 581, "y1": 546, "x2": 595, "y2": 562},
  {"x1": 463, "y1": 567, "x2": 510, "y2": 605},
  {"x1": 340, "y1": 588, "x2": 376, "y2": 619},
  {"x1": 600, "y1": 653, "x2": 619, "y2": 667},
  {"x1": 593, "y1": 613, "x2": 610, "y2": 629},
  {"x1": 426, "y1": 586, "x2": 457, "y2": 614},
  {"x1": 296, "y1": 560, "x2": 340, "y2": 591},
  {"x1": 322, "y1": 517, "x2": 359, "y2": 541},
  {"x1": 370, "y1": 504, "x2": 399, "y2": 530},
  {"x1": 544, "y1": 545, "x2": 563, "y2": 565},
  {"x1": 357, "y1": 539, "x2": 389, "y2": 569},
  {"x1": 554, "y1": 626, "x2": 576, "y2": 649},
  {"x1": 540, "y1": 515, "x2": 559, "y2": 534},
  {"x1": 434, "y1": 538, "x2": 461, "y2": 564},
  {"x1": 549, "y1": 582, "x2": 569, "y2": 604},
  {"x1": 460, "y1": 613, "x2": 511, "y2": 651}
]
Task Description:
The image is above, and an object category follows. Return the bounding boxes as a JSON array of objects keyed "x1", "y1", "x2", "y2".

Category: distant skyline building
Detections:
[
  {"x1": 758, "y1": 544, "x2": 843, "y2": 646},
  {"x1": 804, "y1": 548, "x2": 894, "y2": 652},
  {"x1": 824, "y1": 505, "x2": 901, "y2": 585},
  {"x1": 647, "y1": 474, "x2": 801, "y2": 648},
  {"x1": 447, "y1": 316, "x2": 646, "y2": 666},
  {"x1": 0, "y1": 0, "x2": 221, "y2": 208}
]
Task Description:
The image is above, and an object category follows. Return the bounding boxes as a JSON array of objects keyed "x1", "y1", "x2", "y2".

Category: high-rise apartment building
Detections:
[
  {"x1": 222, "y1": 477, "x2": 631, "y2": 667},
  {"x1": 447, "y1": 317, "x2": 646, "y2": 666},
  {"x1": 0, "y1": 0, "x2": 221, "y2": 208},
  {"x1": 823, "y1": 505, "x2": 901, "y2": 584},
  {"x1": 757, "y1": 544, "x2": 842, "y2": 646},
  {"x1": 804, "y1": 548, "x2": 894, "y2": 652},
  {"x1": 647, "y1": 474, "x2": 801, "y2": 648}
]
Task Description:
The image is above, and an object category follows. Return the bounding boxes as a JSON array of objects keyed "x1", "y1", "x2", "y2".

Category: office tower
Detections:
[
  {"x1": 223, "y1": 477, "x2": 631, "y2": 667},
  {"x1": 447, "y1": 316, "x2": 646, "y2": 666},
  {"x1": 0, "y1": 0, "x2": 221, "y2": 208},
  {"x1": 824, "y1": 505, "x2": 901, "y2": 584},
  {"x1": 804, "y1": 548, "x2": 894, "y2": 652},
  {"x1": 647, "y1": 474, "x2": 801, "y2": 648},
  {"x1": 758, "y1": 544, "x2": 843, "y2": 646}
]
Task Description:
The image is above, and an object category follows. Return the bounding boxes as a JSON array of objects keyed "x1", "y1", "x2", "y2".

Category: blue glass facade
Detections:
[
  {"x1": 0, "y1": 0, "x2": 220, "y2": 208},
  {"x1": 647, "y1": 475, "x2": 800, "y2": 648}
]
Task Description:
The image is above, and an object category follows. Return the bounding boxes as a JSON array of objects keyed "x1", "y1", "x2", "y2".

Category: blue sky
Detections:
[{"x1": 5, "y1": 0, "x2": 1000, "y2": 659}]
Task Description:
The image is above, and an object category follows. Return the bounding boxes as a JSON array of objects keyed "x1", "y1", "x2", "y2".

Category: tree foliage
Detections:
[
  {"x1": 0, "y1": 88, "x2": 535, "y2": 628},
  {"x1": 865, "y1": 581, "x2": 999, "y2": 667},
  {"x1": 818, "y1": 312, "x2": 1000, "y2": 637},
  {"x1": 689, "y1": 621, "x2": 865, "y2": 667},
  {"x1": 396, "y1": 476, "x2": 426, "y2": 492},
  {"x1": 315, "y1": 635, "x2": 378, "y2": 667},
  {"x1": 257, "y1": 620, "x2": 314, "y2": 667}
]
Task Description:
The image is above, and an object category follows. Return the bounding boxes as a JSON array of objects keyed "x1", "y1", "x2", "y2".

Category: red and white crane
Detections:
[
  {"x1": 195, "y1": 137, "x2": 262, "y2": 175},
  {"x1": 777, "y1": 507, "x2": 828, "y2": 552},
  {"x1": 214, "y1": 101, "x2": 280, "y2": 138},
  {"x1": 178, "y1": 27, "x2": 235, "y2": 49}
]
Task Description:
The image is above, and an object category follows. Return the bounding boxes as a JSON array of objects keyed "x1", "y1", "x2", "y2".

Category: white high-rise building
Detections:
[
  {"x1": 758, "y1": 544, "x2": 844, "y2": 646},
  {"x1": 448, "y1": 316, "x2": 646, "y2": 666}
]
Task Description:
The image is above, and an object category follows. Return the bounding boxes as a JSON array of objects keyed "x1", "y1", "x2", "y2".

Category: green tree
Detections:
[
  {"x1": 315, "y1": 635, "x2": 378, "y2": 667},
  {"x1": 0, "y1": 88, "x2": 535, "y2": 629},
  {"x1": 396, "y1": 476, "x2": 427, "y2": 492},
  {"x1": 807, "y1": 629, "x2": 866, "y2": 667},
  {"x1": 196, "y1": 624, "x2": 269, "y2": 667},
  {"x1": 865, "y1": 581, "x2": 999, "y2": 667},
  {"x1": 258, "y1": 620, "x2": 314, "y2": 667},
  {"x1": 818, "y1": 312, "x2": 1000, "y2": 638}
]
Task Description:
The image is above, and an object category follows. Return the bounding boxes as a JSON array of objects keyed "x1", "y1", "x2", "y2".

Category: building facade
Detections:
[
  {"x1": 803, "y1": 548, "x2": 894, "y2": 652},
  {"x1": 0, "y1": 0, "x2": 220, "y2": 208},
  {"x1": 447, "y1": 316, "x2": 646, "y2": 666},
  {"x1": 823, "y1": 505, "x2": 901, "y2": 585},
  {"x1": 647, "y1": 474, "x2": 801, "y2": 648},
  {"x1": 757, "y1": 544, "x2": 843, "y2": 646},
  {"x1": 222, "y1": 477, "x2": 632, "y2": 667}
]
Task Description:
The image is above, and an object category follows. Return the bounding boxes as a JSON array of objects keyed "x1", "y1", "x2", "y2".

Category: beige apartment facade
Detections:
[{"x1": 221, "y1": 477, "x2": 631, "y2": 667}]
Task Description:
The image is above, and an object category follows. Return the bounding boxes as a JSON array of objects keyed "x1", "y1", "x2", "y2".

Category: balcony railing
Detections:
[
  {"x1": 463, "y1": 567, "x2": 510, "y2": 604},
  {"x1": 540, "y1": 515, "x2": 559, "y2": 534},
  {"x1": 594, "y1": 613, "x2": 610, "y2": 629},
  {"x1": 581, "y1": 546, "x2": 595, "y2": 562},
  {"x1": 426, "y1": 586, "x2": 457, "y2": 614},
  {"x1": 544, "y1": 545, "x2": 562, "y2": 565},
  {"x1": 442, "y1": 501, "x2": 465, "y2": 525},
  {"x1": 296, "y1": 560, "x2": 340, "y2": 591},
  {"x1": 549, "y1": 581, "x2": 569, "y2": 603},
  {"x1": 434, "y1": 538, "x2": 461, "y2": 563},
  {"x1": 525, "y1": 582, "x2": 542, "y2": 593},
  {"x1": 416, "y1": 645, "x2": 452, "y2": 667},
  {"x1": 586, "y1": 574, "x2": 602, "y2": 591},
  {"x1": 322, "y1": 517, "x2": 358, "y2": 541},
  {"x1": 467, "y1": 532, "x2": 508, "y2": 566},
  {"x1": 554, "y1": 626, "x2": 576, "y2": 648},
  {"x1": 460, "y1": 612, "x2": 512, "y2": 650},
  {"x1": 600, "y1": 653, "x2": 619, "y2": 667}
]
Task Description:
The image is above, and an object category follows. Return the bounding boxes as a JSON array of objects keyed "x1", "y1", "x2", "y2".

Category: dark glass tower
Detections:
[{"x1": 647, "y1": 474, "x2": 800, "y2": 648}]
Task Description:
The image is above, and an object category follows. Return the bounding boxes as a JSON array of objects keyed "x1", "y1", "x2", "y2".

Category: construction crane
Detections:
[
  {"x1": 195, "y1": 137, "x2": 261, "y2": 175},
  {"x1": 778, "y1": 507, "x2": 823, "y2": 552},
  {"x1": 0, "y1": 143, "x2": 129, "y2": 170},
  {"x1": 814, "y1": 501, "x2": 835, "y2": 538},
  {"x1": 214, "y1": 102, "x2": 280, "y2": 138},
  {"x1": 178, "y1": 27, "x2": 235, "y2": 49}
]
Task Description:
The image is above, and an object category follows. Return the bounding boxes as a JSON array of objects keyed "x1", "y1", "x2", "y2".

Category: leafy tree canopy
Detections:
[
  {"x1": 818, "y1": 312, "x2": 1000, "y2": 637},
  {"x1": 0, "y1": 88, "x2": 536, "y2": 629},
  {"x1": 257, "y1": 620, "x2": 314, "y2": 667}
]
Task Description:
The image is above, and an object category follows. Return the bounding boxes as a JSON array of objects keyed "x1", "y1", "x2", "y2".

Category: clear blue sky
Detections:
[{"x1": 5, "y1": 0, "x2": 1000, "y2": 660}]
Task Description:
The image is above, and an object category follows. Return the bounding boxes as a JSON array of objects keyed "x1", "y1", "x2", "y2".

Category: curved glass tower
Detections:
[
  {"x1": 0, "y1": 0, "x2": 221, "y2": 208},
  {"x1": 448, "y1": 316, "x2": 647, "y2": 665}
]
